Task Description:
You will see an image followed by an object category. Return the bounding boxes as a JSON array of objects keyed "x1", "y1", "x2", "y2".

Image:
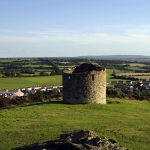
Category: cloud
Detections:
[
  {"x1": 1, "y1": 26, "x2": 150, "y2": 43},
  {"x1": 0, "y1": 26, "x2": 150, "y2": 57}
]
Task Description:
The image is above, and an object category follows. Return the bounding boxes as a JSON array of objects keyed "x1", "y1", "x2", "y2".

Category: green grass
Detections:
[
  {"x1": 0, "y1": 69, "x2": 137, "y2": 90},
  {"x1": 0, "y1": 98, "x2": 149, "y2": 150},
  {"x1": 106, "y1": 69, "x2": 128, "y2": 81},
  {"x1": 23, "y1": 64, "x2": 49, "y2": 67},
  {"x1": 116, "y1": 72, "x2": 150, "y2": 80},
  {"x1": 127, "y1": 66, "x2": 146, "y2": 71},
  {"x1": 0, "y1": 76, "x2": 62, "y2": 89},
  {"x1": 0, "y1": 59, "x2": 16, "y2": 62}
]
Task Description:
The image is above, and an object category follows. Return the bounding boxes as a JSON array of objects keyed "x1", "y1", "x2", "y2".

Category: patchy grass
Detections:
[
  {"x1": 0, "y1": 76, "x2": 62, "y2": 89},
  {"x1": 116, "y1": 72, "x2": 150, "y2": 80},
  {"x1": 106, "y1": 69, "x2": 128, "y2": 81},
  {"x1": 117, "y1": 73, "x2": 150, "y2": 76},
  {"x1": 0, "y1": 59, "x2": 16, "y2": 62},
  {"x1": 128, "y1": 63, "x2": 147, "y2": 67},
  {"x1": 0, "y1": 98, "x2": 149, "y2": 150},
  {"x1": 133, "y1": 76, "x2": 150, "y2": 80}
]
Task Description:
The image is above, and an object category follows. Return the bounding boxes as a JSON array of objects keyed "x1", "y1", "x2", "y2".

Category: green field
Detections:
[
  {"x1": 106, "y1": 69, "x2": 128, "y2": 81},
  {"x1": 0, "y1": 70, "x2": 117, "y2": 90},
  {"x1": 116, "y1": 72, "x2": 150, "y2": 80},
  {"x1": 0, "y1": 70, "x2": 132, "y2": 90},
  {"x1": 0, "y1": 76, "x2": 62, "y2": 89},
  {"x1": 0, "y1": 99, "x2": 149, "y2": 150}
]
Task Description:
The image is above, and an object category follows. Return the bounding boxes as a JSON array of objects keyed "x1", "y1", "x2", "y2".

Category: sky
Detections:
[{"x1": 0, "y1": 0, "x2": 150, "y2": 57}]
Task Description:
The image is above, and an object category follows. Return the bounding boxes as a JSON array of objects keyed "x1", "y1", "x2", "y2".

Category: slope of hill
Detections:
[{"x1": 0, "y1": 98, "x2": 149, "y2": 150}]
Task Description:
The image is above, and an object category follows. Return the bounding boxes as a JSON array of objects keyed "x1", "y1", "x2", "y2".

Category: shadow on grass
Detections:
[
  {"x1": 0, "y1": 100, "x2": 64, "y2": 110},
  {"x1": 22, "y1": 100, "x2": 64, "y2": 106},
  {"x1": 109, "y1": 76, "x2": 132, "y2": 81},
  {"x1": 0, "y1": 98, "x2": 125, "y2": 110}
]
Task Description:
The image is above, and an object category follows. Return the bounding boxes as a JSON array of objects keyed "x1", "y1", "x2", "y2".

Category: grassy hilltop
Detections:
[{"x1": 0, "y1": 98, "x2": 149, "y2": 150}]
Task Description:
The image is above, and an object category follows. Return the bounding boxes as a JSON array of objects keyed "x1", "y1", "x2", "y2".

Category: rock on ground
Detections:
[{"x1": 13, "y1": 130, "x2": 127, "y2": 150}]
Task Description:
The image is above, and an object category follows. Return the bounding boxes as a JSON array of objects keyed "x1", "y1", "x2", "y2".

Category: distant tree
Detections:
[
  {"x1": 112, "y1": 70, "x2": 116, "y2": 77},
  {"x1": 39, "y1": 71, "x2": 49, "y2": 76},
  {"x1": 50, "y1": 70, "x2": 56, "y2": 76},
  {"x1": 107, "y1": 87, "x2": 125, "y2": 98}
]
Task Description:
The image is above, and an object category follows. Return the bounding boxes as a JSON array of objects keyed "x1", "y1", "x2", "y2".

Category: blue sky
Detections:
[{"x1": 0, "y1": 0, "x2": 150, "y2": 57}]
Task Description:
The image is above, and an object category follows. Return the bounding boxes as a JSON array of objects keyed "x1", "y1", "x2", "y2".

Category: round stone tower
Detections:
[{"x1": 63, "y1": 63, "x2": 106, "y2": 104}]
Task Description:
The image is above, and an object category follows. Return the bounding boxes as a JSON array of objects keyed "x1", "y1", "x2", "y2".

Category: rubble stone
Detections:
[{"x1": 14, "y1": 130, "x2": 127, "y2": 150}]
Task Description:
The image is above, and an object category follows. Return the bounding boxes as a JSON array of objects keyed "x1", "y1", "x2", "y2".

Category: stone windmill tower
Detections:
[{"x1": 63, "y1": 63, "x2": 106, "y2": 104}]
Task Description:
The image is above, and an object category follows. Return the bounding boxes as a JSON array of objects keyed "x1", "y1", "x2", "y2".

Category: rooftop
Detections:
[{"x1": 73, "y1": 63, "x2": 104, "y2": 73}]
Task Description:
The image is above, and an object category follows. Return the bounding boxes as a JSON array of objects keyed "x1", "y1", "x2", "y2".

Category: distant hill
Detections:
[{"x1": 77, "y1": 55, "x2": 150, "y2": 63}]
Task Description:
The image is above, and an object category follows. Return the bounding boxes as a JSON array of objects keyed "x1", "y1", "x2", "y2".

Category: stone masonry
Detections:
[{"x1": 63, "y1": 63, "x2": 106, "y2": 104}]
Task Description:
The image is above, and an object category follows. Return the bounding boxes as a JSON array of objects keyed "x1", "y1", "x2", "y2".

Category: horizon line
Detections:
[{"x1": 0, "y1": 54, "x2": 150, "y2": 59}]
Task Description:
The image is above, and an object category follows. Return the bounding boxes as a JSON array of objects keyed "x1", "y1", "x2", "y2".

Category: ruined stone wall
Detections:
[{"x1": 63, "y1": 69, "x2": 106, "y2": 104}]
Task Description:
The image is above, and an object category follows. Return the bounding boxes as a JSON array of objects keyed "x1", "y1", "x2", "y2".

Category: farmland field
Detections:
[
  {"x1": 106, "y1": 69, "x2": 130, "y2": 81},
  {"x1": 0, "y1": 70, "x2": 125, "y2": 90},
  {"x1": 0, "y1": 69, "x2": 137, "y2": 90},
  {"x1": 0, "y1": 76, "x2": 62, "y2": 89},
  {"x1": 116, "y1": 73, "x2": 150, "y2": 80},
  {"x1": 0, "y1": 58, "x2": 149, "y2": 89},
  {"x1": 0, "y1": 98, "x2": 149, "y2": 150}
]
